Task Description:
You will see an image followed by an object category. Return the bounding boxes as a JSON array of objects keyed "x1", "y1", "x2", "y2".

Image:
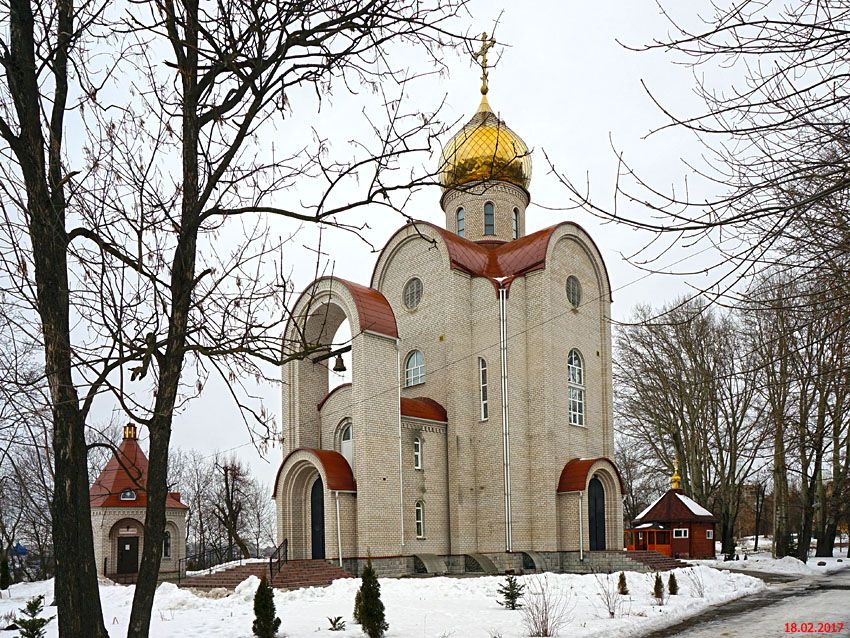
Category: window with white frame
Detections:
[
  {"x1": 413, "y1": 437, "x2": 422, "y2": 469},
  {"x1": 404, "y1": 350, "x2": 425, "y2": 386},
  {"x1": 339, "y1": 419, "x2": 353, "y2": 469},
  {"x1": 512, "y1": 208, "x2": 519, "y2": 240},
  {"x1": 673, "y1": 528, "x2": 689, "y2": 539},
  {"x1": 415, "y1": 501, "x2": 425, "y2": 537},
  {"x1": 479, "y1": 357, "x2": 489, "y2": 420},
  {"x1": 120, "y1": 489, "x2": 136, "y2": 501},
  {"x1": 567, "y1": 349, "x2": 585, "y2": 426},
  {"x1": 456, "y1": 207, "x2": 465, "y2": 237},
  {"x1": 484, "y1": 202, "x2": 495, "y2": 235},
  {"x1": 566, "y1": 275, "x2": 582, "y2": 307},
  {"x1": 163, "y1": 531, "x2": 172, "y2": 559},
  {"x1": 706, "y1": 529, "x2": 714, "y2": 540}
]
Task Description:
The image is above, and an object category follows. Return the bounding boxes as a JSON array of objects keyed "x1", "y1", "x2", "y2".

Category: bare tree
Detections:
[{"x1": 1, "y1": 0, "x2": 473, "y2": 634}]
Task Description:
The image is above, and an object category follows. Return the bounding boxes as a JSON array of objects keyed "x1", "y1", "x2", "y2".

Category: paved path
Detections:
[{"x1": 646, "y1": 568, "x2": 850, "y2": 638}]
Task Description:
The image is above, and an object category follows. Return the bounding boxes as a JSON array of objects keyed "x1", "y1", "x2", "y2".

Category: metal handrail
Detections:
[
  {"x1": 177, "y1": 545, "x2": 244, "y2": 583},
  {"x1": 269, "y1": 538, "x2": 288, "y2": 582}
]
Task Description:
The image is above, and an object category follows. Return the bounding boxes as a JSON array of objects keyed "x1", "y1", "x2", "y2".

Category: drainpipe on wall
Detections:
[
  {"x1": 334, "y1": 491, "x2": 343, "y2": 567},
  {"x1": 397, "y1": 345, "x2": 405, "y2": 549},
  {"x1": 578, "y1": 491, "x2": 584, "y2": 561},
  {"x1": 498, "y1": 283, "x2": 513, "y2": 553}
]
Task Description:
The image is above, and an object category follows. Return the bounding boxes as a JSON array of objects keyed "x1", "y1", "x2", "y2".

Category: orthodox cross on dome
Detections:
[{"x1": 473, "y1": 31, "x2": 497, "y2": 95}]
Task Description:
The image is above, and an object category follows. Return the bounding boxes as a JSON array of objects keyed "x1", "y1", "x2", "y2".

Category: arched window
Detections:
[
  {"x1": 456, "y1": 207, "x2": 465, "y2": 237},
  {"x1": 415, "y1": 501, "x2": 425, "y2": 538},
  {"x1": 512, "y1": 208, "x2": 519, "y2": 240},
  {"x1": 413, "y1": 437, "x2": 422, "y2": 469},
  {"x1": 339, "y1": 420, "x2": 353, "y2": 469},
  {"x1": 163, "y1": 530, "x2": 172, "y2": 559},
  {"x1": 404, "y1": 350, "x2": 425, "y2": 387},
  {"x1": 484, "y1": 202, "x2": 495, "y2": 235},
  {"x1": 568, "y1": 349, "x2": 585, "y2": 426},
  {"x1": 478, "y1": 357, "x2": 489, "y2": 420},
  {"x1": 120, "y1": 489, "x2": 136, "y2": 501}
]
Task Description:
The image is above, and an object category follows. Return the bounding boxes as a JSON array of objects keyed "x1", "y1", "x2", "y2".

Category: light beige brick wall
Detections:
[
  {"x1": 440, "y1": 182, "x2": 528, "y2": 242},
  {"x1": 91, "y1": 507, "x2": 186, "y2": 576}
]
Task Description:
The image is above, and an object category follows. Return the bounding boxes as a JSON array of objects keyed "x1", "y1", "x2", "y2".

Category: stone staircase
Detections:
[
  {"x1": 177, "y1": 559, "x2": 352, "y2": 591},
  {"x1": 622, "y1": 550, "x2": 690, "y2": 572},
  {"x1": 560, "y1": 550, "x2": 689, "y2": 573}
]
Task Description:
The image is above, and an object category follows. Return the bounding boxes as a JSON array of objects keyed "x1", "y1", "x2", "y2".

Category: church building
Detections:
[
  {"x1": 90, "y1": 424, "x2": 188, "y2": 582},
  {"x1": 273, "y1": 45, "x2": 625, "y2": 575}
]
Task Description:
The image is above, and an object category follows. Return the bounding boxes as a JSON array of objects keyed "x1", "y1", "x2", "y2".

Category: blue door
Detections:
[
  {"x1": 588, "y1": 477, "x2": 606, "y2": 550},
  {"x1": 311, "y1": 477, "x2": 325, "y2": 559}
]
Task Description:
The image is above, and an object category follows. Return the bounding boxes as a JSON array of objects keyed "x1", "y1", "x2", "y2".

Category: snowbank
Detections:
[{"x1": 0, "y1": 566, "x2": 764, "y2": 637}]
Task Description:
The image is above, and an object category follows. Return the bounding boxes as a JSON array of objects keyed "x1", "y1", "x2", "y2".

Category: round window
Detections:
[
  {"x1": 403, "y1": 277, "x2": 423, "y2": 309},
  {"x1": 566, "y1": 276, "x2": 582, "y2": 307}
]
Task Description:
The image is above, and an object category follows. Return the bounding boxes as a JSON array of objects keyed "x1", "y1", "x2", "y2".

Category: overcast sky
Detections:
[{"x1": 160, "y1": 0, "x2": 722, "y2": 488}]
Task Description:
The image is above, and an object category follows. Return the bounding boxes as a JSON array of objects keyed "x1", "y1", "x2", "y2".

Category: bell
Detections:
[{"x1": 332, "y1": 353, "x2": 346, "y2": 373}]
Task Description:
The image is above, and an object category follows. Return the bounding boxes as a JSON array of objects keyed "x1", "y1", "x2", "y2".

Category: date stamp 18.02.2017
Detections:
[{"x1": 784, "y1": 622, "x2": 845, "y2": 633}]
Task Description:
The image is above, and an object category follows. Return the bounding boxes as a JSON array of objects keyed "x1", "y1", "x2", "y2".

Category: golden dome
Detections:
[{"x1": 439, "y1": 95, "x2": 531, "y2": 191}]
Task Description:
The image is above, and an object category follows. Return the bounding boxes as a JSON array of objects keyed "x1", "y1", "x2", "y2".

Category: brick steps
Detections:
[
  {"x1": 177, "y1": 559, "x2": 352, "y2": 590},
  {"x1": 618, "y1": 550, "x2": 690, "y2": 572}
]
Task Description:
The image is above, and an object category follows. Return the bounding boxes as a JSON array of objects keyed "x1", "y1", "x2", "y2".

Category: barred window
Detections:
[
  {"x1": 568, "y1": 349, "x2": 585, "y2": 426},
  {"x1": 479, "y1": 357, "x2": 489, "y2": 420},
  {"x1": 404, "y1": 277, "x2": 423, "y2": 310},
  {"x1": 404, "y1": 350, "x2": 425, "y2": 387},
  {"x1": 566, "y1": 276, "x2": 582, "y2": 307}
]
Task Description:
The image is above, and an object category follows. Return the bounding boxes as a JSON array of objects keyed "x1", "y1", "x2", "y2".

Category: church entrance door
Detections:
[
  {"x1": 588, "y1": 477, "x2": 606, "y2": 550},
  {"x1": 117, "y1": 536, "x2": 139, "y2": 574},
  {"x1": 310, "y1": 476, "x2": 325, "y2": 559}
]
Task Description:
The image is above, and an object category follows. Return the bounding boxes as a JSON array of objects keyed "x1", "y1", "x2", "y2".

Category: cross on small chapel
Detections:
[{"x1": 473, "y1": 31, "x2": 497, "y2": 95}]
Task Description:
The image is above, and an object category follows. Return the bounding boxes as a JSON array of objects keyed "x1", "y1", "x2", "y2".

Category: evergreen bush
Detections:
[
  {"x1": 0, "y1": 557, "x2": 10, "y2": 592},
  {"x1": 617, "y1": 571, "x2": 629, "y2": 595},
  {"x1": 357, "y1": 560, "x2": 388, "y2": 638},
  {"x1": 16, "y1": 595, "x2": 54, "y2": 638},
  {"x1": 252, "y1": 576, "x2": 281, "y2": 638},
  {"x1": 353, "y1": 588, "x2": 363, "y2": 624},
  {"x1": 652, "y1": 573, "x2": 665, "y2": 605},
  {"x1": 496, "y1": 574, "x2": 526, "y2": 609},
  {"x1": 668, "y1": 572, "x2": 678, "y2": 595}
]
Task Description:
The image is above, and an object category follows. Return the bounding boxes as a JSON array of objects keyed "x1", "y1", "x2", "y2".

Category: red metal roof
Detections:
[
  {"x1": 337, "y1": 278, "x2": 398, "y2": 338},
  {"x1": 373, "y1": 221, "x2": 612, "y2": 298},
  {"x1": 400, "y1": 397, "x2": 448, "y2": 422},
  {"x1": 632, "y1": 489, "x2": 718, "y2": 525},
  {"x1": 272, "y1": 448, "x2": 357, "y2": 496},
  {"x1": 557, "y1": 457, "x2": 626, "y2": 494},
  {"x1": 90, "y1": 435, "x2": 188, "y2": 509}
]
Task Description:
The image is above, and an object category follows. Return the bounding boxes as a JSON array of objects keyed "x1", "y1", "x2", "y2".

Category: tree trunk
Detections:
[{"x1": 4, "y1": 0, "x2": 108, "y2": 634}]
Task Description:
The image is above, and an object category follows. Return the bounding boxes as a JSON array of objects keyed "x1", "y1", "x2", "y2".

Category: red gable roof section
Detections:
[
  {"x1": 272, "y1": 448, "x2": 357, "y2": 496},
  {"x1": 632, "y1": 490, "x2": 718, "y2": 525},
  {"x1": 374, "y1": 221, "x2": 612, "y2": 298},
  {"x1": 400, "y1": 397, "x2": 448, "y2": 422},
  {"x1": 90, "y1": 428, "x2": 187, "y2": 510},
  {"x1": 557, "y1": 457, "x2": 626, "y2": 494},
  {"x1": 337, "y1": 278, "x2": 398, "y2": 338}
]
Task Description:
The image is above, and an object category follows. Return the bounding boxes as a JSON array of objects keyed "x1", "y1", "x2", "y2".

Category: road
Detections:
[{"x1": 646, "y1": 568, "x2": 850, "y2": 638}]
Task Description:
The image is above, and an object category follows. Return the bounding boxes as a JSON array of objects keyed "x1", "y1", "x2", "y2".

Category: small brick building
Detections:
[
  {"x1": 90, "y1": 424, "x2": 188, "y2": 581},
  {"x1": 625, "y1": 468, "x2": 717, "y2": 559},
  {"x1": 273, "y1": 77, "x2": 625, "y2": 576}
]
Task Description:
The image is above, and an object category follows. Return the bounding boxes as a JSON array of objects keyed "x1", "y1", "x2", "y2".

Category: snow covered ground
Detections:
[
  {"x1": 690, "y1": 541, "x2": 850, "y2": 576},
  {"x1": 0, "y1": 566, "x2": 764, "y2": 638}
]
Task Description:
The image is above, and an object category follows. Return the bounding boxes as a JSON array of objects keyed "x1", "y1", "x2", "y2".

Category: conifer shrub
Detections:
[
  {"x1": 652, "y1": 573, "x2": 665, "y2": 605},
  {"x1": 357, "y1": 560, "x2": 388, "y2": 638},
  {"x1": 496, "y1": 574, "x2": 526, "y2": 610},
  {"x1": 668, "y1": 572, "x2": 679, "y2": 595},
  {"x1": 0, "y1": 557, "x2": 10, "y2": 592},
  {"x1": 353, "y1": 588, "x2": 363, "y2": 624},
  {"x1": 252, "y1": 576, "x2": 281, "y2": 638},
  {"x1": 16, "y1": 595, "x2": 54, "y2": 638},
  {"x1": 617, "y1": 572, "x2": 629, "y2": 595}
]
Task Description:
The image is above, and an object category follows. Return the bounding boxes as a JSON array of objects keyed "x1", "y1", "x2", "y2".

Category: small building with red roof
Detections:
[
  {"x1": 90, "y1": 424, "x2": 188, "y2": 581},
  {"x1": 625, "y1": 465, "x2": 717, "y2": 559}
]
